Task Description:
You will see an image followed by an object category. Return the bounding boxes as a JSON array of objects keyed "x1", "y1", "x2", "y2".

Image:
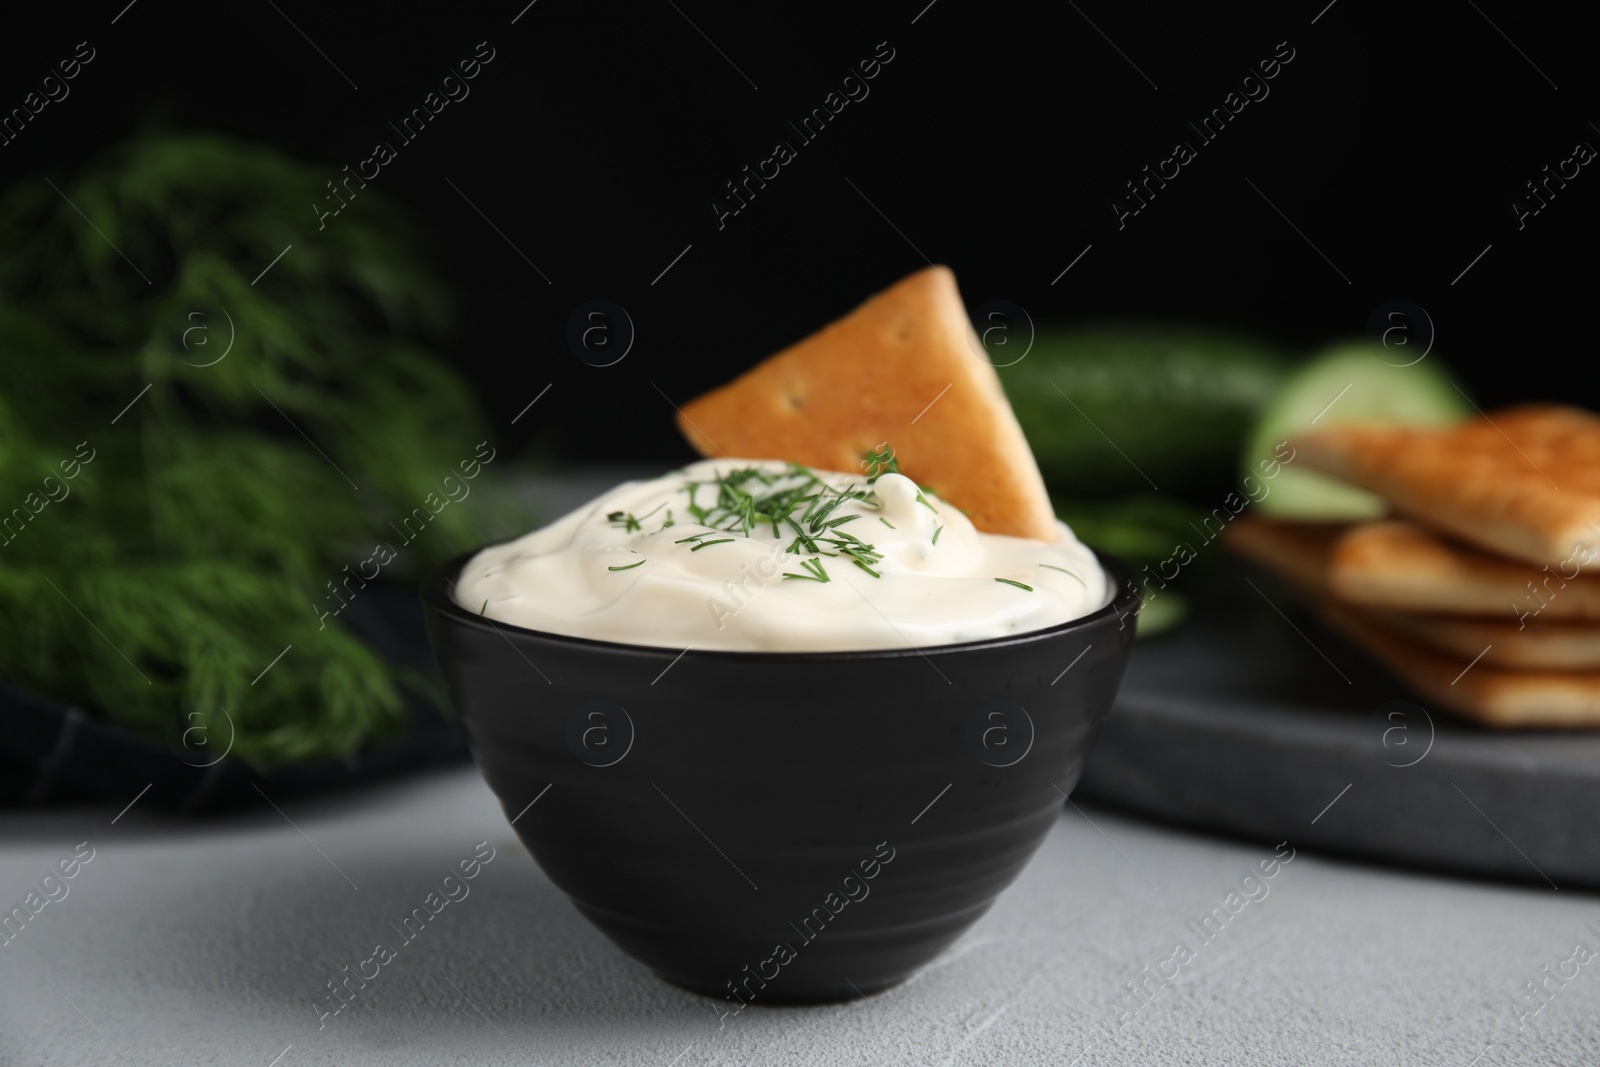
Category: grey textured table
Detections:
[{"x1": 3, "y1": 765, "x2": 1597, "y2": 1066}]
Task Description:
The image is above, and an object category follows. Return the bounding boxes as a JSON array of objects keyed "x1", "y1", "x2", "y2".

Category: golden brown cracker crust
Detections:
[
  {"x1": 1223, "y1": 517, "x2": 1346, "y2": 593},
  {"x1": 1294, "y1": 405, "x2": 1600, "y2": 568},
  {"x1": 674, "y1": 266, "x2": 1058, "y2": 541},
  {"x1": 1329, "y1": 519, "x2": 1600, "y2": 620},
  {"x1": 1371, "y1": 611, "x2": 1600, "y2": 670},
  {"x1": 1227, "y1": 517, "x2": 1600, "y2": 724},
  {"x1": 1318, "y1": 602, "x2": 1600, "y2": 728}
]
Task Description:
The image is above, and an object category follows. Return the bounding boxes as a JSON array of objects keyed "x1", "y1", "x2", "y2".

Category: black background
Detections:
[{"x1": 2, "y1": 0, "x2": 1592, "y2": 464}]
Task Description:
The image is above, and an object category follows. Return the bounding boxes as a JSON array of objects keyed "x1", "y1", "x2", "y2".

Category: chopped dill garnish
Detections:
[
  {"x1": 676, "y1": 463, "x2": 885, "y2": 569},
  {"x1": 608, "y1": 559, "x2": 646, "y2": 571},
  {"x1": 658, "y1": 461, "x2": 949, "y2": 583},
  {"x1": 782, "y1": 559, "x2": 831, "y2": 582},
  {"x1": 862, "y1": 442, "x2": 902, "y2": 482},
  {"x1": 784, "y1": 516, "x2": 821, "y2": 555},
  {"x1": 1040, "y1": 564, "x2": 1086, "y2": 587},
  {"x1": 932, "y1": 524, "x2": 943, "y2": 544},
  {"x1": 820, "y1": 530, "x2": 884, "y2": 577},
  {"x1": 480, "y1": 599, "x2": 488, "y2": 614},
  {"x1": 995, "y1": 578, "x2": 1034, "y2": 591},
  {"x1": 915, "y1": 491, "x2": 938, "y2": 514},
  {"x1": 607, "y1": 502, "x2": 664, "y2": 533}
]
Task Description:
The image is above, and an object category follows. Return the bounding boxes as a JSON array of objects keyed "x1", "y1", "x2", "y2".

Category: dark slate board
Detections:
[{"x1": 1077, "y1": 561, "x2": 1600, "y2": 890}]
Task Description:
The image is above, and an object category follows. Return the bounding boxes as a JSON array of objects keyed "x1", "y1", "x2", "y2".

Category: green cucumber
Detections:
[
  {"x1": 1001, "y1": 327, "x2": 1291, "y2": 500},
  {"x1": 1243, "y1": 343, "x2": 1471, "y2": 519},
  {"x1": 1132, "y1": 589, "x2": 1187, "y2": 639},
  {"x1": 1054, "y1": 494, "x2": 1209, "y2": 567},
  {"x1": 1054, "y1": 495, "x2": 1203, "y2": 638}
]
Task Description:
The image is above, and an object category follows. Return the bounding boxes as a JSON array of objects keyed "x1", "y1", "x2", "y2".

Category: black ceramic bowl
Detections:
[{"x1": 422, "y1": 550, "x2": 1139, "y2": 1004}]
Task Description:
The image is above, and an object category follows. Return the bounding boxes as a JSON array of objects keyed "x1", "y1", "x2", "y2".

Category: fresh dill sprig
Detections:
[
  {"x1": 663, "y1": 462, "x2": 935, "y2": 582},
  {"x1": 1040, "y1": 564, "x2": 1086, "y2": 587},
  {"x1": 607, "y1": 502, "x2": 664, "y2": 533},
  {"x1": 0, "y1": 131, "x2": 524, "y2": 768},
  {"x1": 784, "y1": 516, "x2": 821, "y2": 555},
  {"x1": 821, "y1": 530, "x2": 884, "y2": 578},
  {"x1": 862, "y1": 442, "x2": 902, "y2": 483},
  {"x1": 932, "y1": 524, "x2": 944, "y2": 544},
  {"x1": 995, "y1": 578, "x2": 1034, "y2": 591},
  {"x1": 608, "y1": 559, "x2": 646, "y2": 571},
  {"x1": 682, "y1": 464, "x2": 882, "y2": 568},
  {"x1": 690, "y1": 538, "x2": 734, "y2": 551},
  {"x1": 782, "y1": 559, "x2": 831, "y2": 583}
]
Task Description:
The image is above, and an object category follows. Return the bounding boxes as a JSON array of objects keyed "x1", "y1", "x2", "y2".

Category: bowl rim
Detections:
[{"x1": 421, "y1": 547, "x2": 1141, "y2": 663}]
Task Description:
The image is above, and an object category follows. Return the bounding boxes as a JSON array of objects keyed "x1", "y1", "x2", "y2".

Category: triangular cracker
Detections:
[
  {"x1": 1229, "y1": 517, "x2": 1600, "y2": 722},
  {"x1": 1318, "y1": 602, "x2": 1600, "y2": 728},
  {"x1": 673, "y1": 266, "x2": 1059, "y2": 541},
  {"x1": 1293, "y1": 405, "x2": 1600, "y2": 568},
  {"x1": 1231, "y1": 516, "x2": 1600, "y2": 620},
  {"x1": 1370, "y1": 611, "x2": 1600, "y2": 670},
  {"x1": 1224, "y1": 517, "x2": 1347, "y2": 593},
  {"x1": 1330, "y1": 520, "x2": 1600, "y2": 620}
]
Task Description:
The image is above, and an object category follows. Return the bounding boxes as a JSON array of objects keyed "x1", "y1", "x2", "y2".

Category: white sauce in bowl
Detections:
[{"x1": 454, "y1": 459, "x2": 1109, "y2": 652}]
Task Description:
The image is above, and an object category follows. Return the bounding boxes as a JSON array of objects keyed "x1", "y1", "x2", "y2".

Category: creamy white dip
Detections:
[{"x1": 453, "y1": 459, "x2": 1109, "y2": 651}]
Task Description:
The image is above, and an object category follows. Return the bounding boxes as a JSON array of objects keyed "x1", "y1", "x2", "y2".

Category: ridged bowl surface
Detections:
[{"x1": 422, "y1": 551, "x2": 1138, "y2": 1003}]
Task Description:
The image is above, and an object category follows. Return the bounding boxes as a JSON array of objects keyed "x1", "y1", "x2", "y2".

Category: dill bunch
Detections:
[{"x1": 0, "y1": 131, "x2": 519, "y2": 767}]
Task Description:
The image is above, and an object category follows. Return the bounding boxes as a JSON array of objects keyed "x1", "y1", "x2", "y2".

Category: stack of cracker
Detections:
[{"x1": 1227, "y1": 405, "x2": 1600, "y2": 728}]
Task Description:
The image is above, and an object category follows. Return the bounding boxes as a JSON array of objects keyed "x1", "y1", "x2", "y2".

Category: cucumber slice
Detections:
[
  {"x1": 1054, "y1": 494, "x2": 1210, "y2": 567},
  {"x1": 1003, "y1": 328, "x2": 1291, "y2": 500},
  {"x1": 1134, "y1": 589, "x2": 1187, "y2": 639},
  {"x1": 1242, "y1": 343, "x2": 1471, "y2": 519}
]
